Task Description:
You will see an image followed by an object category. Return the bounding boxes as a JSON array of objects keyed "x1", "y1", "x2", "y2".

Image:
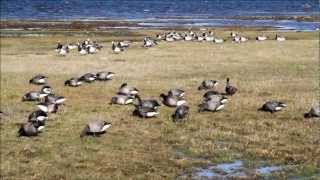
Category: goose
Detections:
[
  {"x1": 203, "y1": 94, "x2": 228, "y2": 104},
  {"x1": 28, "y1": 110, "x2": 47, "y2": 129},
  {"x1": 29, "y1": 74, "x2": 48, "y2": 85},
  {"x1": 258, "y1": 101, "x2": 287, "y2": 113},
  {"x1": 37, "y1": 102, "x2": 59, "y2": 113},
  {"x1": 160, "y1": 93, "x2": 186, "y2": 107},
  {"x1": 112, "y1": 41, "x2": 123, "y2": 53},
  {"x1": 22, "y1": 89, "x2": 50, "y2": 102},
  {"x1": 18, "y1": 122, "x2": 44, "y2": 137},
  {"x1": 184, "y1": 34, "x2": 193, "y2": 41},
  {"x1": 225, "y1": 78, "x2": 238, "y2": 96},
  {"x1": 64, "y1": 77, "x2": 83, "y2": 87},
  {"x1": 117, "y1": 83, "x2": 139, "y2": 95},
  {"x1": 96, "y1": 71, "x2": 115, "y2": 81},
  {"x1": 28, "y1": 110, "x2": 48, "y2": 122},
  {"x1": 230, "y1": 32, "x2": 238, "y2": 37},
  {"x1": 80, "y1": 120, "x2": 112, "y2": 138},
  {"x1": 304, "y1": 104, "x2": 320, "y2": 118},
  {"x1": 67, "y1": 43, "x2": 78, "y2": 50},
  {"x1": 135, "y1": 95, "x2": 161, "y2": 110},
  {"x1": 198, "y1": 99, "x2": 225, "y2": 112},
  {"x1": 79, "y1": 73, "x2": 97, "y2": 83},
  {"x1": 143, "y1": 37, "x2": 157, "y2": 48},
  {"x1": 214, "y1": 38, "x2": 224, "y2": 44},
  {"x1": 44, "y1": 94, "x2": 66, "y2": 105},
  {"x1": 205, "y1": 35, "x2": 214, "y2": 42},
  {"x1": 165, "y1": 36, "x2": 175, "y2": 42},
  {"x1": 58, "y1": 46, "x2": 69, "y2": 56},
  {"x1": 41, "y1": 85, "x2": 54, "y2": 95},
  {"x1": 119, "y1": 41, "x2": 130, "y2": 48},
  {"x1": 78, "y1": 45, "x2": 88, "y2": 55},
  {"x1": 172, "y1": 105, "x2": 189, "y2": 122},
  {"x1": 87, "y1": 45, "x2": 97, "y2": 54},
  {"x1": 203, "y1": 90, "x2": 221, "y2": 97},
  {"x1": 198, "y1": 80, "x2": 218, "y2": 91},
  {"x1": 168, "y1": 89, "x2": 185, "y2": 98},
  {"x1": 233, "y1": 36, "x2": 241, "y2": 43},
  {"x1": 256, "y1": 35, "x2": 268, "y2": 41},
  {"x1": 240, "y1": 36, "x2": 248, "y2": 42},
  {"x1": 110, "y1": 94, "x2": 135, "y2": 105},
  {"x1": 276, "y1": 34, "x2": 286, "y2": 41},
  {"x1": 55, "y1": 42, "x2": 63, "y2": 52},
  {"x1": 133, "y1": 105, "x2": 159, "y2": 118}
]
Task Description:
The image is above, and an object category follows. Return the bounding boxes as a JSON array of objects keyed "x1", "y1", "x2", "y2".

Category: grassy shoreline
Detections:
[{"x1": 1, "y1": 29, "x2": 319, "y2": 179}]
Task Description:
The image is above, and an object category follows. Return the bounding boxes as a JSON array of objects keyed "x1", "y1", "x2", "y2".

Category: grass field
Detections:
[{"x1": 1, "y1": 29, "x2": 319, "y2": 179}]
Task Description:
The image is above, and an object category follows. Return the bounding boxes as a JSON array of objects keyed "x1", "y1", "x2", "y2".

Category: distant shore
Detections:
[{"x1": 1, "y1": 15, "x2": 319, "y2": 31}]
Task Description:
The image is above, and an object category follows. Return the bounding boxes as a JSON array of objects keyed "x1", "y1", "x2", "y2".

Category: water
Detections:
[
  {"x1": 192, "y1": 160, "x2": 284, "y2": 179},
  {"x1": 1, "y1": 0, "x2": 319, "y2": 30}
]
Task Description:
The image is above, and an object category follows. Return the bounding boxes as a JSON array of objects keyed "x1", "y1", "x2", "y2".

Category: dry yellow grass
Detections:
[{"x1": 1, "y1": 29, "x2": 319, "y2": 179}]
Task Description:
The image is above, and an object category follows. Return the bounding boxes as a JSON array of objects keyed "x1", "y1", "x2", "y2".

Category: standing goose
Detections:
[
  {"x1": 225, "y1": 78, "x2": 238, "y2": 96},
  {"x1": 29, "y1": 74, "x2": 48, "y2": 85},
  {"x1": 133, "y1": 105, "x2": 159, "y2": 118},
  {"x1": 258, "y1": 101, "x2": 287, "y2": 113},
  {"x1": 96, "y1": 72, "x2": 115, "y2": 81},
  {"x1": 198, "y1": 99, "x2": 225, "y2": 112},
  {"x1": 80, "y1": 120, "x2": 112, "y2": 138},
  {"x1": 110, "y1": 94, "x2": 135, "y2": 105},
  {"x1": 117, "y1": 83, "x2": 139, "y2": 95},
  {"x1": 78, "y1": 45, "x2": 88, "y2": 55},
  {"x1": 160, "y1": 93, "x2": 186, "y2": 107},
  {"x1": 198, "y1": 80, "x2": 218, "y2": 91},
  {"x1": 172, "y1": 105, "x2": 189, "y2": 122},
  {"x1": 112, "y1": 41, "x2": 124, "y2": 53},
  {"x1": 58, "y1": 46, "x2": 69, "y2": 56},
  {"x1": 304, "y1": 104, "x2": 320, "y2": 118},
  {"x1": 168, "y1": 89, "x2": 185, "y2": 98},
  {"x1": 79, "y1": 73, "x2": 97, "y2": 83},
  {"x1": 135, "y1": 95, "x2": 161, "y2": 110},
  {"x1": 18, "y1": 122, "x2": 44, "y2": 137},
  {"x1": 65, "y1": 77, "x2": 83, "y2": 87},
  {"x1": 55, "y1": 42, "x2": 63, "y2": 52}
]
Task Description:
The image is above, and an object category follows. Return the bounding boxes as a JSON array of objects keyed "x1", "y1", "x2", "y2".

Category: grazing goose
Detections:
[
  {"x1": 225, "y1": 78, "x2": 238, "y2": 96},
  {"x1": 304, "y1": 104, "x2": 320, "y2": 118},
  {"x1": 198, "y1": 99, "x2": 225, "y2": 112},
  {"x1": 119, "y1": 41, "x2": 130, "y2": 48},
  {"x1": 110, "y1": 94, "x2": 135, "y2": 105},
  {"x1": 205, "y1": 35, "x2": 214, "y2": 42},
  {"x1": 22, "y1": 88, "x2": 51, "y2": 101},
  {"x1": 203, "y1": 94, "x2": 228, "y2": 104},
  {"x1": 37, "y1": 102, "x2": 59, "y2": 113},
  {"x1": 160, "y1": 93, "x2": 186, "y2": 107},
  {"x1": 275, "y1": 34, "x2": 286, "y2": 41},
  {"x1": 168, "y1": 89, "x2": 185, "y2": 98},
  {"x1": 44, "y1": 94, "x2": 66, "y2": 105},
  {"x1": 28, "y1": 110, "x2": 48, "y2": 122},
  {"x1": 172, "y1": 105, "x2": 189, "y2": 122},
  {"x1": 198, "y1": 80, "x2": 218, "y2": 91},
  {"x1": 135, "y1": 95, "x2": 161, "y2": 110},
  {"x1": 29, "y1": 74, "x2": 48, "y2": 85},
  {"x1": 165, "y1": 36, "x2": 175, "y2": 42},
  {"x1": 96, "y1": 71, "x2": 115, "y2": 81},
  {"x1": 240, "y1": 36, "x2": 248, "y2": 42},
  {"x1": 133, "y1": 105, "x2": 159, "y2": 118},
  {"x1": 18, "y1": 122, "x2": 44, "y2": 137},
  {"x1": 258, "y1": 101, "x2": 287, "y2": 113},
  {"x1": 117, "y1": 83, "x2": 139, "y2": 95},
  {"x1": 65, "y1": 77, "x2": 83, "y2": 87},
  {"x1": 112, "y1": 41, "x2": 124, "y2": 53},
  {"x1": 67, "y1": 43, "x2": 78, "y2": 50},
  {"x1": 80, "y1": 120, "x2": 112, "y2": 138},
  {"x1": 79, "y1": 73, "x2": 97, "y2": 83}
]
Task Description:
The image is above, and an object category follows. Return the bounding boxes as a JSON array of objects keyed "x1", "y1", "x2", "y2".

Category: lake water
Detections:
[{"x1": 1, "y1": 0, "x2": 319, "y2": 30}]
